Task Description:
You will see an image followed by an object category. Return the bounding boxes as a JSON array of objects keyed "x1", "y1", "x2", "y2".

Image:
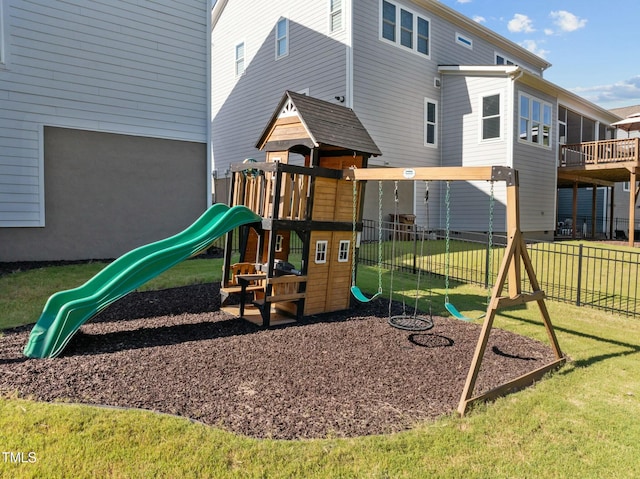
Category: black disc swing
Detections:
[
  {"x1": 443, "y1": 180, "x2": 495, "y2": 321},
  {"x1": 350, "y1": 176, "x2": 383, "y2": 303},
  {"x1": 388, "y1": 180, "x2": 434, "y2": 331}
]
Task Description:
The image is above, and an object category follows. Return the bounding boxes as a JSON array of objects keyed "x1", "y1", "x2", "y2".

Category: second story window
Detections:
[
  {"x1": 330, "y1": 0, "x2": 343, "y2": 32},
  {"x1": 520, "y1": 94, "x2": 552, "y2": 147},
  {"x1": 381, "y1": 0, "x2": 430, "y2": 57},
  {"x1": 495, "y1": 53, "x2": 516, "y2": 66},
  {"x1": 424, "y1": 99, "x2": 437, "y2": 147},
  {"x1": 235, "y1": 42, "x2": 245, "y2": 76},
  {"x1": 276, "y1": 18, "x2": 289, "y2": 59}
]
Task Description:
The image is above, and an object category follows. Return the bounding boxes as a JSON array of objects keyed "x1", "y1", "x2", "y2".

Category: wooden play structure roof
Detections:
[{"x1": 256, "y1": 91, "x2": 382, "y2": 156}]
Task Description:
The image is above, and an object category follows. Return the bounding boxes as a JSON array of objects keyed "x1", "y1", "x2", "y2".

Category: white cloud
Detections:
[
  {"x1": 457, "y1": 0, "x2": 472, "y2": 3},
  {"x1": 473, "y1": 15, "x2": 486, "y2": 24},
  {"x1": 519, "y1": 40, "x2": 549, "y2": 59},
  {"x1": 550, "y1": 10, "x2": 587, "y2": 33},
  {"x1": 571, "y1": 77, "x2": 640, "y2": 106},
  {"x1": 508, "y1": 14, "x2": 535, "y2": 33},
  {"x1": 544, "y1": 28, "x2": 554, "y2": 36}
]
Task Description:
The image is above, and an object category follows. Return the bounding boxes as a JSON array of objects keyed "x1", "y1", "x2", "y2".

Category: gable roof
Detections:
[{"x1": 256, "y1": 91, "x2": 382, "y2": 156}]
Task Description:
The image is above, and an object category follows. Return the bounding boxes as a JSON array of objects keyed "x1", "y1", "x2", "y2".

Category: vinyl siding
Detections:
[
  {"x1": 351, "y1": 0, "x2": 541, "y2": 228},
  {"x1": 0, "y1": 0, "x2": 208, "y2": 227},
  {"x1": 211, "y1": 0, "x2": 348, "y2": 178}
]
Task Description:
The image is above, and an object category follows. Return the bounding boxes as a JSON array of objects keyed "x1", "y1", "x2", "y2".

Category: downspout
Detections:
[
  {"x1": 345, "y1": 0, "x2": 353, "y2": 108},
  {"x1": 207, "y1": 2, "x2": 213, "y2": 206},
  {"x1": 507, "y1": 68, "x2": 524, "y2": 169}
]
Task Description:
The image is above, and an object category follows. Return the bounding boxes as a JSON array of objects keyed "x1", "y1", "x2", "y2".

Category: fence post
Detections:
[{"x1": 576, "y1": 244, "x2": 583, "y2": 307}]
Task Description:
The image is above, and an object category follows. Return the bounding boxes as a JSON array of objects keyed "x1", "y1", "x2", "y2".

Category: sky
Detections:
[{"x1": 437, "y1": 0, "x2": 640, "y2": 110}]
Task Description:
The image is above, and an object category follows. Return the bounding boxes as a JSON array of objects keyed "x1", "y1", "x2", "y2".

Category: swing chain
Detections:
[
  {"x1": 351, "y1": 175, "x2": 357, "y2": 288},
  {"x1": 444, "y1": 181, "x2": 451, "y2": 303},
  {"x1": 377, "y1": 180, "x2": 383, "y2": 294}
]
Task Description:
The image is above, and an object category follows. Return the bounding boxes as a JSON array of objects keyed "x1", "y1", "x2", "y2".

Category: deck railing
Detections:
[{"x1": 560, "y1": 138, "x2": 639, "y2": 167}]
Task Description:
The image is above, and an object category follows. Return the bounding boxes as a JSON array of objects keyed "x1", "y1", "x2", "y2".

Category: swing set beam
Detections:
[{"x1": 343, "y1": 165, "x2": 566, "y2": 416}]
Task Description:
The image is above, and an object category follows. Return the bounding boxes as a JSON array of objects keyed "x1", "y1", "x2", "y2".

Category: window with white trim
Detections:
[
  {"x1": 519, "y1": 93, "x2": 552, "y2": 147},
  {"x1": 495, "y1": 53, "x2": 515, "y2": 66},
  {"x1": 315, "y1": 240, "x2": 328, "y2": 264},
  {"x1": 330, "y1": 0, "x2": 343, "y2": 32},
  {"x1": 276, "y1": 18, "x2": 289, "y2": 59},
  {"x1": 235, "y1": 42, "x2": 245, "y2": 76},
  {"x1": 482, "y1": 94, "x2": 501, "y2": 140},
  {"x1": 456, "y1": 32, "x2": 472, "y2": 49},
  {"x1": 424, "y1": 98, "x2": 437, "y2": 147},
  {"x1": 380, "y1": 0, "x2": 429, "y2": 57},
  {"x1": 623, "y1": 182, "x2": 630, "y2": 192},
  {"x1": 338, "y1": 240, "x2": 350, "y2": 262}
]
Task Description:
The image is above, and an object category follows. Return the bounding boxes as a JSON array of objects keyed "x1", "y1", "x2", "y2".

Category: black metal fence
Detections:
[
  {"x1": 218, "y1": 219, "x2": 640, "y2": 317},
  {"x1": 359, "y1": 219, "x2": 640, "y2": 317}
]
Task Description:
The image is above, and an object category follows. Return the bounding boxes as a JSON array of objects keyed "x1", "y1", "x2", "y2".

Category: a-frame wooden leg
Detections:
[{"x1": 457, "y1": 232, "x2": 566, "y2": 415}]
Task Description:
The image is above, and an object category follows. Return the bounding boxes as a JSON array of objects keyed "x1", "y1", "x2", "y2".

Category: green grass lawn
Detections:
[{"x1": 1, "y1": 260, "x2": 640, "y2": 478}]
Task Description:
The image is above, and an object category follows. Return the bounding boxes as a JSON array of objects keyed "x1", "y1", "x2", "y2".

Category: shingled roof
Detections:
[{"x1": 256, "y1": 91, "x2": 381, "y2": 156}]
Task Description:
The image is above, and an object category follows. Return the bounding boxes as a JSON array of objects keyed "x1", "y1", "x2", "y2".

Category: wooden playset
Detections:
[{"x1": 221, "y1": 91, "x2": 565, "y2": 415}]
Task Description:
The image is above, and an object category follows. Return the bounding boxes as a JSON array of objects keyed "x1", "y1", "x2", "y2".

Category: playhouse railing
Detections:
[
  {"x1": 229, "y1": 161, "x2": 341, "y2": 222},
  {"x1": 230, "y1": 162, "x2": 308, "y2": 221}
]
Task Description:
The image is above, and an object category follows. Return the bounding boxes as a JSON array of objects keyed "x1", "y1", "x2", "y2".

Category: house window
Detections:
[
  {"x1": 380, "y1": 0, "x2": 429, "y2": 57},
  {"x1": 482, "y1": 94, "x2": 501, "y2": 140},
  {"x1": 424, "y1": 98, "x2": 437, "y2": 147},
  {"x1": 495, "y1": 53, "x2": 516, "y2": 66},
  {"x1": 330, "y1": 0, "x2": 343, "y2": 32},
  {"x1": 623, "y1": 182, "x2": 630, "y2": 192},
  {"x1": 275, "y1": 235, "x2": 284, "y2": 252},
  {"x1": 276, "y1": 18, "x2": 289, "y2": 59},
  {"x1": 456, "y1": 33, "x2": 472, "y2": 49},
  {"x1": 315, "y1": 241, "x2": 328, "y2": 264},
  {"x1": 338, "y1": 240, "x2": 350, "y2": 262},
  {"x1": 519, "y1": 94, "x2": 552, "y2": 147},
  {"x1": 235, "y1": 42, "x2": 245, "y2": 76}
]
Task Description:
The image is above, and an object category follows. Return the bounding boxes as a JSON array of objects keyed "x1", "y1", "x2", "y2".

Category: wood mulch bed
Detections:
[{"x1": 0, "y1": 283, "x2": 556, "y2": 439}]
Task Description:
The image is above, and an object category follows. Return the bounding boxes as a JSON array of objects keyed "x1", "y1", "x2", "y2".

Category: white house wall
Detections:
[
  {"x1": 439, "y1": 74, "x2": 508, "y2": 231},
  {"x1": 211, "y1": 0, "x2": 349, "y2": 180},
  {"x1": 0, "y1": 0, "x2": 209, "y2": 228}
]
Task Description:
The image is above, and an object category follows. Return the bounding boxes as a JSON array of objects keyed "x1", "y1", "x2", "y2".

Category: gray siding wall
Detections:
[
  {"x1": 351, "y1": 0, "x2": 543, "y2": 229},
  {"x1": 0, "y1": 0, "x2": 208, "y2": 228},
  {"x1": 211, "y1": 1, "x2": 348, "y2": 183}
]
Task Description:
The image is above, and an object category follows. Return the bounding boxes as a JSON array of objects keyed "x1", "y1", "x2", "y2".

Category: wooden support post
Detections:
[
  {"x1": 457, "y1": 176, "x2": 565, "y2": 415},
  {"x1": 572, "y1": 182, "x2": 578, "y2": 239},
  {"x1": 630, "y1": 169, "x2": 637, "y2": 247},
  {"x1": 591, "y1": 184, "x2": 597, "y2": 239},
  {"x1": 609, "y1": 186, "x2": 614, "y2": 240}
]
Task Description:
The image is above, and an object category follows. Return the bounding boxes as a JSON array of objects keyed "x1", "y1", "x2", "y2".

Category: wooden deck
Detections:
[
  {"x1": 558, "y1": 138, "x2": 639, "y2": 246},
  {"x1": 558, "y1": 138, "x2": 639, "y2": 186}
]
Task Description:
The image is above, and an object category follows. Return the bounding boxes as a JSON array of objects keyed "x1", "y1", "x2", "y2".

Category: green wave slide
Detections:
[{"x1": 24, "y1": 204, "x2": 261, "y2": 359}]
